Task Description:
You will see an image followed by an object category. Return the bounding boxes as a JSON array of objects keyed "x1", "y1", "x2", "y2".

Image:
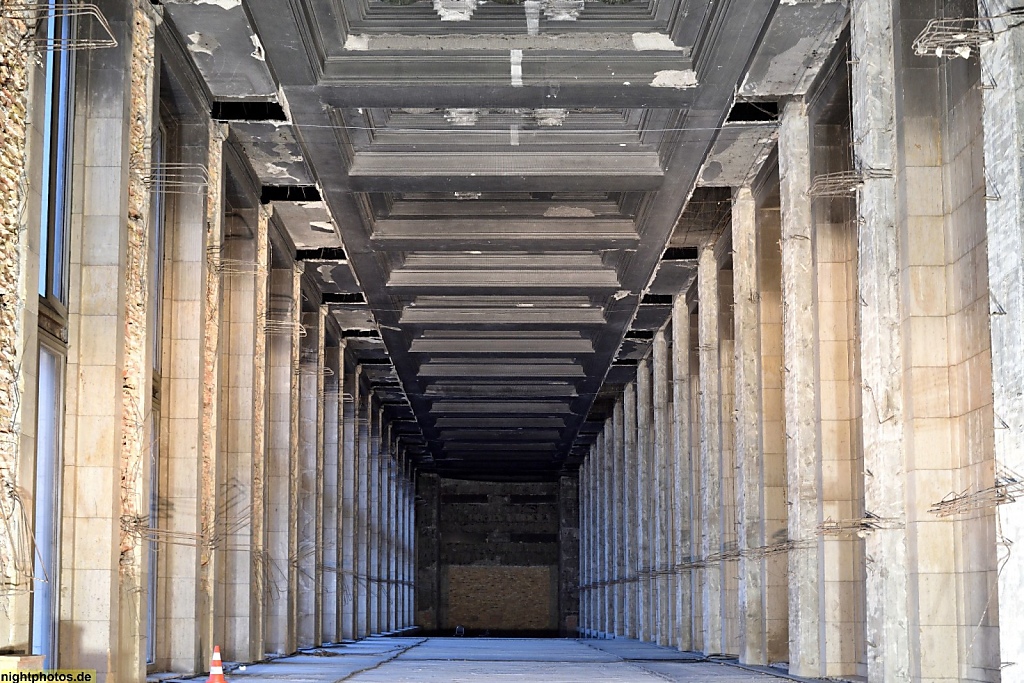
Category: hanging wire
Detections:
[
  {"x1": 136, "y1": 162, "x2": 210, "y2": 195},
  {"x1": 1, "y1": 2, "x2": 118, "y2": 51},
  {"x1": 929, "y1": 464, "x2": 1024, "y2": 518},
  {"x1": 913, "y1": 10, "x2": 1024, "y2": 59}
]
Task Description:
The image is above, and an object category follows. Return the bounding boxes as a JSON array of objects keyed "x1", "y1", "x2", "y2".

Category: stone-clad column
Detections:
[
  {"x1": 331, "y1": 344, "x2": 348, "y2": 643},
  {"x1": 851, "y1": 1, "x2": 918, "y2": 677},
  {"x1": 121, "y1": 8, "x2": 159, "y2": 676},
  {"x1": 653, "y1": 329, "x2": 671, "y2": 646},
  {"x1": 366, "y1": 404, "x2": 378, "y2": 634},
  {"x1": 602, "y1": 420, "x2": 614, "y2": 636},
  {"x1": 779, "y1": 100, "x2": 823, "y2": 676},
  {"x1": 592, "y1": 450, "x2": 599, "y2": 637},
  {"x1": 57, "y1": 7, "x2": 160, "y2": 676},
  {"x1": 579, "y1": 462, "x2": 588, "y2": 635},
  {"x1": 353, "y1": 368, "x2": 368, "y2": 637},
  {"x1": 297, "y1": 309, "x2": 321, "y2": 648},
  {"x1": 636, "y1": 357, "x2": 653, "y2": 642},
  {"x1": 314, "y1": 306, "x2": 327, "y2": 646},
  {"x1": 981, "y1": 1, "x2": 1024, "y2": 671},
  {"x1": 623, "y1": 382, "x2": 638, "y2": 638},
  {"x1": 611, "y1": 397, "x2": 625, "y2": 635},
  {"x1": 248, "y1": 207, "x2": 270, "y2": 660},
  {"x1": 732, "y1": 186, "x2": 767, "y2": 664},
  {"x1": 593, "y1": 432, "x2": 598, "y2": 634},
  {"x1": 198, "y1": 120, "x2": 228, "y2": 663},
  {"x1": 671, "y1": 294, "x2": 693, "y2": 652},
  {"x1": 585, "y1": 454, "x2": 593, "y2": 634},
  {"x1": 406, "y1": 460, "x2": 413, "y2": 628},
  {"x1": 339, "y1": 350, "x2": 355, "y2": 640},
  {"x1": 286, "y1": 266, "x2": 303, "y2": 652},
  {"x1": 697, "y1": 246, "x2": 723, "y2": 655},
  {"x1": 850, "y1": 2, "x2": 910, "y2": 678}
]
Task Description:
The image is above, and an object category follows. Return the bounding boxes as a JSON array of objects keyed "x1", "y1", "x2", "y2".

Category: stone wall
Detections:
[
  {"x1": 0, "y1": 9, "x2": 30, "y2": 627},
  {"x1": 415, "y1": 475, "x2": 570, "y2": 635}
]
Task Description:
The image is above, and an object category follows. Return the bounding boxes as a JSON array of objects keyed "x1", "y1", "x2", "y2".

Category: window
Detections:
[
  {"x1": 146, "y1": 122, "x2": 168, "y2": 666},
  {"x1": 31, "y1": 346, "x2": 64, "y2": 665},
  {"x1": 38, "y1": 1, "x2": 75, "y2": 306}
]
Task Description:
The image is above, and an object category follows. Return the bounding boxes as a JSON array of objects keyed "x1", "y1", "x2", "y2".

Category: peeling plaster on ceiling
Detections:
[
  {"x1": 631, "y1": 32, "x2": 685, "y2": 51},
  {"x1": 740, "y1": 1, "x2": 848, "y2": 97},
  {"x1": 163, "y1": 2, "x2": 277, "y2": 98},
  {"x1": 544, "y1": 206, "x2": 596, "y2": 218},
  {"x1": 333, "y1": 307, "x2": 377, "y2": 330},
  {"x1": 699, "y1": 123, "x2": 779, "y2": 187},
  {"x1": 231, "y1": 123, "x2": 313, "y2": 185},
  {"x1": 533, "y1": 109, "x2": 567, "y2": 126},
  {"x1": 186, "y1": 32, "x2": 219, "y2": 56},
  {"x1": 650, "y1": 70, "x2": 698, "y2": 88},
  {"x1": 274, "y1": 202, "x2": 344, "y2": 250},
  {"x1": 173, "y1": 0, "x2": 242, "y2": 8}
]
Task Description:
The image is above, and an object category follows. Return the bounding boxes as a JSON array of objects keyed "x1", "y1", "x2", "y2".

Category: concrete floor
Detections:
[{"x1": 208, "y1": 638, "x2": 791, "y2": 682}]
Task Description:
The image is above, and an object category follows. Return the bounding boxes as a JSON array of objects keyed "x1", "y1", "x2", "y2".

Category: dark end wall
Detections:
[{"x1": 415, "y1": 474, "x2": 579, "y2": 636}]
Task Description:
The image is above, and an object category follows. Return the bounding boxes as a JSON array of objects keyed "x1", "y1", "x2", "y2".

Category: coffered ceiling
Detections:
[{"x1": 161, "y1": 0, "x2": 847, "y2": 479}]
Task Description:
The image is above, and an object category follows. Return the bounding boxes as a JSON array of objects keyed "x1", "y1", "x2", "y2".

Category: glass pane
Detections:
[
  {"x1": 51, "y1": 14, "x2": 74, "y2": 303},
  {"x1": 146, "y1": 407, "x2": 159, "y2": 663},
  {"x1": 31, "y1": 347, "x2": 63, "y2": 665},
  {"x1": 37, "y1": 11, "x2": 57, "y2": 297},
  {"x1": 150, "y1": 127, "x2": 165, "y2": 371}
]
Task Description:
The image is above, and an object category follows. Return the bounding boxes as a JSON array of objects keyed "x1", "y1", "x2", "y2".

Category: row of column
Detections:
[
  {"x1": 5, "y1": 4, "x2": 420, "y2": 674},
  {"x1": 579, "y1": 3, "x2": 1016, "y2": 680},
  {"x1": 224, "y1": 271, "x2": 417, "y2": 660}
]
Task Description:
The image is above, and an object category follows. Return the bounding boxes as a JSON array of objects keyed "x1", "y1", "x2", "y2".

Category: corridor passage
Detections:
[{"x1": 207, "y1": 638, "x2": 787, "y2": 683}]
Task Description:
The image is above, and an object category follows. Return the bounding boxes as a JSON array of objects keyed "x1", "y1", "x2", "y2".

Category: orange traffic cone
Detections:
[{"x1": 207, "y1": 646, "x2": 226, "y2": 683}]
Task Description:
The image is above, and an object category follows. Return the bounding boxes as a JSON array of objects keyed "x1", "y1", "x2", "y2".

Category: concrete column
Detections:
[
  {"x1": 850, "y1": 2, "x2": 912, "y2": 680},
  {"x1": 636, "y1": 357, "x2": 653, "y2": 642},
  {"x1": 981, "y1": 1, "x2": 1024, "y2": 672},
  {"x1": 671, "y1": 294, "x2": 693, "y2": 652},
  {"x1": 59, "y1": 7, "x2": 159, "y2": 676},
  {"x1": 196, "y1": 121, "x2": 228, "y2": 663},
  {"x1": 297, "y1": 310, "x2": 319, "y2": 648},
  {"x1": 338, "y1": 348, "x2": 354, "y2": 640},
  {"x1": 623, "y1": 382, "x2": 638, "y2": 638},
  {"x1": 220, "y1": 208, "x2": 262, "y2": 660},
  {"x1": 353, "y1": 369, "x2": 368, "y2": 637},
  {"x1": 373, "y1": 419, "x2": 385, "y2": 633},
  {"x1": 314, "y1": 306, "x2": 327, "y2": 646},
  {"x1": 653, "y1": 328, "x2": 671, "y2": 647},
  {"x1": 265, "y1": 265, "x2": 297, "y2": 654},
  {"x1": 778, "y1": 100, "x2": 824, "y2": 677},
  {"x1": 588, "y1": 452, "x2": 598, "y2": 637},
  {"x1": 585, "y1": 458, "x2": 593, "y2": 634},
  {"x1": 602, "y1": 420, "x2": 614, "y2": 636},
  {"x1": 731, "y1": 186, "x2": 767, "y2": 665},
  {"x1": 593, "y1": 432, "x2": 598, "y2": 634},
  {"x1": 248, "y1": 207, "x2": 270, "y2": 660},
  {"x1": 729, "y1": 184, "x2": 770, "y2": 663},
  {"x1": 366, "y1": 403, "x2": 378, "y2": 634},
  {"x1": 611, "y1": 397, "x2": 625, "y2": 636},
  {"x1": 403, "y1": 466, "x2": 411, "y2": 626},
  {"x1": 150, "y1": 120, "x2": 207, "y2": 671},
  {"x1": 697, "y1": 246, "x2": 723, "y2": 654},
  {"x1": 383, "y1": 430, "x2": 394, "y2": 632},
  {"x1": 286, "y1": 266, "x2": 303, "y2": 652},
  {"x1": 323, "y1": 342, "x2": 341, "y2": 644}
]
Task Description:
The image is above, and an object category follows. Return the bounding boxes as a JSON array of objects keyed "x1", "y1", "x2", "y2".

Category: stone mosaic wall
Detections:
[{"x1": 0, "y1": 10, "x2": 30, "y2": 609}]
